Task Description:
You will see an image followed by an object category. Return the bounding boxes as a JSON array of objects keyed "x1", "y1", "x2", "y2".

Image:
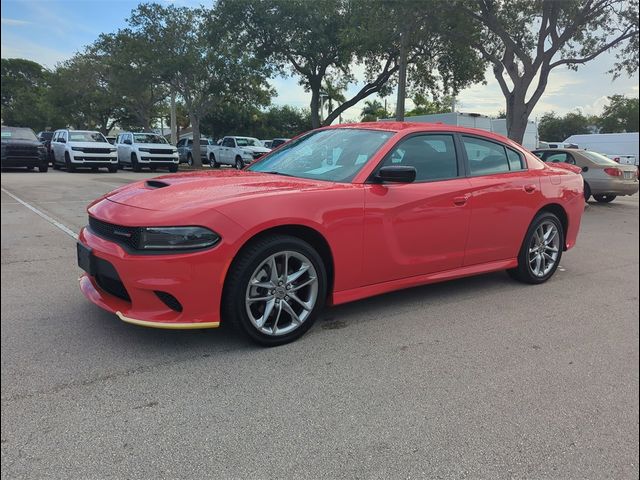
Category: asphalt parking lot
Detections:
[{"x1": 1, "y1": 169, "x2": 638, "y2": 479}]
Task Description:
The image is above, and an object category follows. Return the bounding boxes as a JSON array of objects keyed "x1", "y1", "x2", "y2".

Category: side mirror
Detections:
[
  {"x1": 375, "y1": 166, "x2": 417, "y2": 183},
  {"x1": 582, "y1": 166, "x2": 589, "y2": 172}
]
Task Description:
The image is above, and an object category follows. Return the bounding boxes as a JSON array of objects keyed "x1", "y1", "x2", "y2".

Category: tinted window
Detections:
[
  {"x1": 463, "y1": 136, "x2": 510, "y2": 175},
  {"x1": 1, "y1": 127, "x2": 38, "y2": 141},
  {"x1": 249, "y1": 128, "x2": 394, "y2": 183},
  {"x1": 222, "y1": 138, "x2": 235, "y2": 147},
  {"x1": 380, "y1": 134, "x2": 458, "y2": 181},
  {"x1": 236, "y1": 137, "x2": 261, "y2": 147},
  {"x1": 545, "y1": 152, "x2": 576, "y2": 165},
  {"x1": 506, "y1": 148, "x2": 525, "y2": 170},
  {"x1": 134, "y1": 133, "x2": 167, "y2": 144}
]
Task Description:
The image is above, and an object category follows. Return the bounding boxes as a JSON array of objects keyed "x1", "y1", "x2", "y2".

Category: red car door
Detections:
[
  {"x1": 460, "y1": 135, "x2": 544, "y2": 266},
  {"x1": 363, "y1": 133, "x2": 473, "y2": 285}
]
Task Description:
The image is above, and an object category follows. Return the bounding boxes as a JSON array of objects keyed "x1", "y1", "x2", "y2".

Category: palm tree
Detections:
[
  {"x1": 322, "y1": 80, "x2": 346, "y2": 119},
  {"x1": 360, "y1": 100, "x2": 384, "y2": 120}
]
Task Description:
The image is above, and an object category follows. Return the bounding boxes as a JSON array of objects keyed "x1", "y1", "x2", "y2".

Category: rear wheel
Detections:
[
  {"x1": 593, "y1": 194, "x2": 616, "y2": 203},
  {"x1": 223, "y1": 235, "x2": 327, "y2": 346},
  {"x1": 583, "y1": 182, "x2": 591, "y2": 201},
  {"x1": 508, "y1": 212, "x2": 563, "y2": 285}
]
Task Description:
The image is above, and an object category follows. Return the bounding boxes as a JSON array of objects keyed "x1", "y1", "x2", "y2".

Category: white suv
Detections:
[
  {"x1": 51, "y1": 130, "x2": 118, "y2": 172},
  {"x1": 116, "y1": 132, "x2": 179, "y2": 172}
]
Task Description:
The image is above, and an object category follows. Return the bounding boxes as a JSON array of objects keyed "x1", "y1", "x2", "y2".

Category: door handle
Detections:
[
  {"x1": 453, "y1": 196, "x2": 468, "y2": 206},
  {"x1": 524, "y1": 184, "x2": 537, "y2": 193}
]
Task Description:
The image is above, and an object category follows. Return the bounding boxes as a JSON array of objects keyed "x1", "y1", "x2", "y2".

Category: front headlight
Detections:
[{"x1": 139, "y1": 226, "x2": 220, "y2": 250}]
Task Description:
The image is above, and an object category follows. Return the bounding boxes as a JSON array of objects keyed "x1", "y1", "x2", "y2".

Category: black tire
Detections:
[
  {"x1": 223, "y1": 235, "x2": 327, "y2": 346},
  {"x1": 583, "y1": 182, "x2": 591, "y2": 201},
  {"x1": 508, "y1": 212, "x2": 564, "y2": 284},
  {"x1": 131, "y1": 153, "x2": 141, "y2": 172},
  {"x1": 108, "y1": 165, "x2": 118, "y2": 173},
  {"x1": 38, "y1": 163, "x2": 48, "y2": 173},
  {"x1": 187, "y1": 153, "x2": 193, "y2": 167},
  {"x1": 235, "y1": 156, "x2": 243, "y2": 170},
  {"x1": 593, "y1": 194, "x2": 616, "y2": 203},
  {"x1": 169, "y1": 164, "x2": 178, "y2": 173},
  {"x1": 210, "y1": 154, "x2": 219, "y2": 168},
  {"x1": 65, "y1": 152, "x2": 75, "y2": 172}
]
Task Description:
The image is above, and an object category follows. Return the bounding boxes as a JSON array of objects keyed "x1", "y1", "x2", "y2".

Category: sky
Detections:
[{"x1": 1, "y1": 0, "x2": 638, "y2": 124}]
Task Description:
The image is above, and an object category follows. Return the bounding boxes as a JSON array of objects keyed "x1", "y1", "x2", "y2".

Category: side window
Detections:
[
  {"x1": 380, "y1": 134, "x2": 458, "y2": 182},
  {"x1": 463, "y1": 136, "x2": 510, "y2": 176},
  {"x1": 62, "y1": 131, "x2": 68, "y2": 142},
  {"x1": 545, "y1": 152, "x2": 575, "y2": 165},
  {"x1": 506, "y1": 148, "x2": 525, "y2": 170},
  {"x1": 176, "y1": 139, "x2": 185, "y2": 147},
  {"x1": 187, "y1": 139, "x2": 193, "y2": 146},
  {"x1": 222, "y1": 138, "x2": 234, "y2": 147}
]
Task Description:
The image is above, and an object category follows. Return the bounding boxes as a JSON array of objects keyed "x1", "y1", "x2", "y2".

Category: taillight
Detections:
[{"x1": 604, "y1": 167, "x2": 622, "y2": 177}]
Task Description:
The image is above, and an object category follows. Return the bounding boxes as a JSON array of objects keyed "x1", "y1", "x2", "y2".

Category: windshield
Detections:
[
  {"x1": 236, "y1": 137, "x2": 262, "y2": 147},
  {"x1": 249, "y1": 128, "x2": 394, "y2": 182},
  {"x1": 134, "y1": 133, "x2": 167, "y2": 144},
  {"x1": 69, "y1": 131, "x2": 107, "y2": 143},
  {"x1": 1, "y1": 127, "x2": 38, "y2": 141},
  {"x1": 581, "y1": 151, "x2": 620, "y2": 166}
]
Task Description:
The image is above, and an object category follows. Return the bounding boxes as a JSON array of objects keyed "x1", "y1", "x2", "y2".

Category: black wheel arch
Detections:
[{"x1": 533, "y1": 203, "x2": 568, "y2": 251}]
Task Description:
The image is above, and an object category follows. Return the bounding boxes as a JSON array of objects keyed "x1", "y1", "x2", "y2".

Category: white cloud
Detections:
[{"x1": 1, "y1": 18, "x2": 32, "y2": 26}]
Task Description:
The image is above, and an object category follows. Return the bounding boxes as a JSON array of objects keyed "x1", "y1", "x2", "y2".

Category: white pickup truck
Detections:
[{"x1": 208, "y1": 136, "x2": 271, "y2": 169}]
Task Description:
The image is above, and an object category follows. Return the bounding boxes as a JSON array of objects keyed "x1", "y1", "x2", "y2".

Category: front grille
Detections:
[
  {"x1": 82, "y1": 148, "x2": 111, "y2": 154},
  {"x1": 7, "y1": 146, "x2": 39, "y2": 157},
  {"x1": 148, "y1": 149, "x2": 174, "y2": 155},
  {"x1": 88, "y1": 216, "x2": 140, "y2": 250}
]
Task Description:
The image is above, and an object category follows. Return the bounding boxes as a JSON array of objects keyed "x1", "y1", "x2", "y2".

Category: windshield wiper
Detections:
[{"x1": 264, "y1": 171, "x2": 294, "y2": 177}]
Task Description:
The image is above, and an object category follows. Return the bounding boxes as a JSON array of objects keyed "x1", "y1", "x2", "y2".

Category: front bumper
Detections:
[
  {"x1": 1, "y1": 155, "x2": 44, "y2": 167},
  {"x1": 78, "y1": 226, "x2": 228, "y2": 329},
  {"x1": 138, "y1": 153, "x2": 179, "y2": 165},
  {"x1": 71, "y1": 153, "x2": 118, "y2": 166}
]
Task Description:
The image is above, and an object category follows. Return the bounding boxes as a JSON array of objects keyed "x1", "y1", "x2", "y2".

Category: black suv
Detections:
[{"x1": 1, "y1": 126, "x2": 48, "y2": 172}]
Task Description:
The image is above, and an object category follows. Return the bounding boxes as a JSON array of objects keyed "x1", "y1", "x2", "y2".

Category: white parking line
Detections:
[{"x1": 1, "y1": 187, "x2": 78, "y2": 240}]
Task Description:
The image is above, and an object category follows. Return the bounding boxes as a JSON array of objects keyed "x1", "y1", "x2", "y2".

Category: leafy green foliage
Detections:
[
  {"x1": 596, "y1": 95, "x2": 639, "y2": 133},
  {"x1": 538, "y1": 111, "x2": 594, "y2": 141}
]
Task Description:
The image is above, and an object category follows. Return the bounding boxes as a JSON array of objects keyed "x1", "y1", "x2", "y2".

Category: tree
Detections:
[
  {"x1": 406, "y1": 93, "x2": 454, "y2": 116},
  {"x1": 538, "y1": 110, "x2": 593, "y2": 141},
  {"x1": 90, "y1": 30, "x2": 168, "y2": 131},
  {"x1": 217, "y1": 0, "x2": 484, "y2": 128},
  {"x1": 49, "y1": 53, "x2": 122, "y2": 134},
  {"x1": 360, "y1": 100, "x2": 390, "y2": 122},
  {"x1": 128, "y1": 4, "x2": 272, "y2": 167},
  {"x1": 321, "y1": 78, "x2": 346, "y2": 123},
  {"x1": 0, "y1": 58, "x2": 60, "y2": 131},
  {"x1": 597, "y1": 95, "x2": 639, "y2": 133},
  {"x1": 459, "y1": 0, "x2": 639, "y2": 143}
]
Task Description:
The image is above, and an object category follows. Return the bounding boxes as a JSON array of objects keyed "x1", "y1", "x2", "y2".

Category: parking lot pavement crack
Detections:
[
  {"x1": 0, "y1": 348, "x2": 236, "y2": 405},
  {"x1": 1, "y1": 256, "x2": 72, "y2": 266}
]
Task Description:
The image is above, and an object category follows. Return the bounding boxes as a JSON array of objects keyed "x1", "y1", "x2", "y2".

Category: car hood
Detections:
[
  {"x1": 105, "y1": 170, "x2": 333, "y2": 211},
  {"x1": 238, "y1": 146, "x2": 271, "y2": 154},
  {"x1": 1, "y1": 139, "x2": 41, "y2": 147}
]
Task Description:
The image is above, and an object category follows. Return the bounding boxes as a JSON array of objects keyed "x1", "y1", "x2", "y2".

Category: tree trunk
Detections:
[
  {"x1": 505, "y1": 93, "x2": 530, "y2": 145},
  {"x1": 170, "y1": 92, "x2": 177, "y2": 145},
  {"x1": 310, "y1": 83, "x2": 322, "y2": 129},
  {"x1": 395, "y1": 30, "x2": 408, "y2": 122},
  {"x1": 190, "y1": 114, "x2": 203, "y2": 168}
]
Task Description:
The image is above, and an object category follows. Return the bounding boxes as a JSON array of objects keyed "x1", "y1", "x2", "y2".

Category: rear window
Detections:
[{"x1": 581, "y1": 151, "x2": 620, "y2": 166}]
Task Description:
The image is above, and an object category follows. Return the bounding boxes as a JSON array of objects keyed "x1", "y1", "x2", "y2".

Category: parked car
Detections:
[
  {"x1": 115, "y1": 132, "x2": 179, "y2": 172},
  {"x1": 176, "y1": 138, "x2": 214, "y2": 166},
  {"x1": 270, "y1": 138, "x2": 291, "y2": 149},
  {"x1": 78, "y1": 122, "x2": 585, "y2": 346},
  {"x1": 105, "y1": 136, "x2": 117, "y2": 145},
  {"x1": 37, "y1": 131, "x2": 54, "y2": 163},
  {"x1": 532, "y1": 148, "x2": 639, "y2": 202},
  {"x1": 208, "y1": 136, "x2": 271, "y2": 169},
  {"x1": 1, "y1": 126, "x2": 48, "y2": 172},
  {"x1": 51, "y1": 129, "x2": 118, "y2": 172},
  {"x1": 261, "y1": 139, "x2": 273, "y2": 148},
  {"x1": 604, "y1": 153, "x2": 638, "y2": 167}
]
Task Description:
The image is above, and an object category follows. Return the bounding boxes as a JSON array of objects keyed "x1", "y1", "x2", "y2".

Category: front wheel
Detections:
[
  {"x1": 108, "y1": 165, "x2": 118, "y2": 173},
  {"x1": 223, "y1": 235, "x2": 327, "y2": 346},
  {"x1": 38, "y1": 163, "x2": 48, "y2": 173},
  {"x1": 210, "y1": 154, "x2": 219, "y2": 168},
  {"x1": 131, "y1": 154, "x2": 141, "y2": 172},
  {"x1": 593, "y1": 194, "x2": 616, "y2": 203},
  {"x1": 508, "y1": 212, "x2": 563, "y2": 285},
  {"x1": 583, "y1": 182, "x2": 591, "y2": 201},
  {"x1": 235, "y1": 156, "x2": 244, "y2": 170},
  {"x1": 187, "y1": 154, "x2": 193, "y2": 167},
  {"x1": 65, "y1": 152, "x2": 75, "y2": 172}
]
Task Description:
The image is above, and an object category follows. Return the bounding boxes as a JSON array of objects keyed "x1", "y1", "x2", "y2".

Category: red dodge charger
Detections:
[{"x1": 78, "y1": 123, "x2": 584, "y2": 345}]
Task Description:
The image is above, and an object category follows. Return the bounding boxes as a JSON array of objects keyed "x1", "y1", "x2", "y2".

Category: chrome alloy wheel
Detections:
[
  {"x1": 245, "y1": 251, "x2": 318, "y2": 336},
  {"x1": 528, "y1": 221, "x2": 560, "y2": 277}
]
